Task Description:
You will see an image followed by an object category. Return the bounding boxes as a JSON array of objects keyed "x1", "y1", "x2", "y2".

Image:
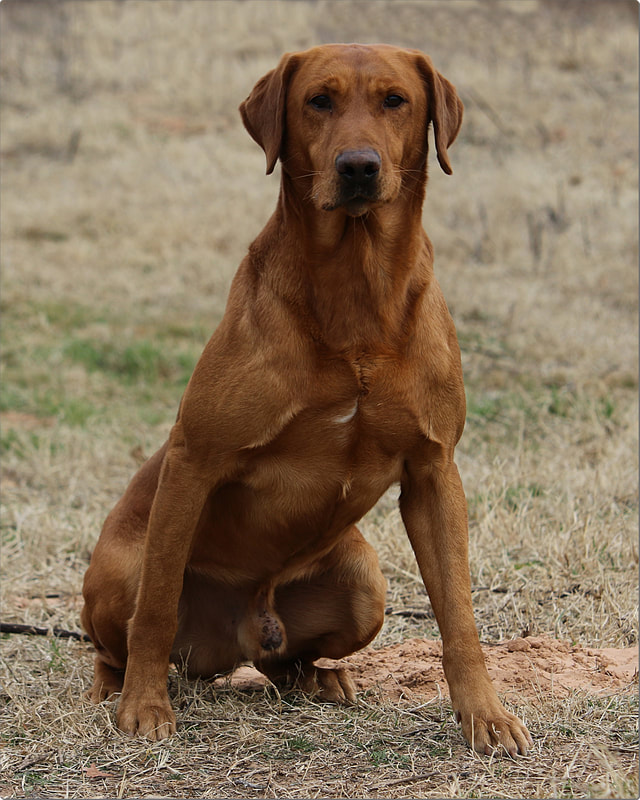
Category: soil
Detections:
[{"x1": 217, "y1": 636, "x2": 638, "y2": 703}]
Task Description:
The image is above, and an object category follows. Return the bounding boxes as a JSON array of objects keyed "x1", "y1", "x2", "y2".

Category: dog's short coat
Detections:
[{"x1": 82, "y1": 43, "x2": 532, "y2": 756}]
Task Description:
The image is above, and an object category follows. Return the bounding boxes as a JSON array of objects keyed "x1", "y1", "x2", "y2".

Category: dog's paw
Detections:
[
  {"x1": 84, "y1": 683, "x2": 116, "y2": 704},
  {"x1": 455, "y1": 703, "x2": 533, "y2": 757},
  {"x1": 116, "y1": 691, "x2": 177, "y2": 740},
  {"x1": 84, "y1": 658, "x2": 124, "y2": 703},
  {"x1": 300, "y1": 665, "x2": 356, "y2": 704}
]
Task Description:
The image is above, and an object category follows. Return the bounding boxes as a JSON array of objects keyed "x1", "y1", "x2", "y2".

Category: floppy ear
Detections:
[
  {"x1": 239, "y1": 53, "x2": 298, "y2": 175},
  {"x1": 415, "y1": 54, "x2": 463, "y2": 175}
]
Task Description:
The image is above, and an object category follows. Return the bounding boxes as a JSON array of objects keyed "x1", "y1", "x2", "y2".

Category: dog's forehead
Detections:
[{"x1": 292, "y1": 44, "x2": 415, "y2": 92}]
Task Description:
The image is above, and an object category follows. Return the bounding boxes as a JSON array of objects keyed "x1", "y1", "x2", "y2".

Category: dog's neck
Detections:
[{"x1": 256, "y1": 172, "x2": 433, "y2": 354}]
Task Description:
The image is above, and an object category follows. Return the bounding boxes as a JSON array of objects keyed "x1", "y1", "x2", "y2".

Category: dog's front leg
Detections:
[
  {"x1": 117, "y1": 437, "x2": 209, "y2": 740},
  {"x1": 400, "y1": 451, "x2": 533, "y2": 756}
]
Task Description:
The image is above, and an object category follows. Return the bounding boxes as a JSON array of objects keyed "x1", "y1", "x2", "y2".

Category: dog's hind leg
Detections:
[
  {"x1": 255, "y1": 526, "x2": 386, "y2": 702},
  {"x1": 258, "y1": 657, "x2": 358, "y2": 704}
]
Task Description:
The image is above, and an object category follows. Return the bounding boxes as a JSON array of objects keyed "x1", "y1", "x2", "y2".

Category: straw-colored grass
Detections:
[{"x1": 1, "y1": 1, "x2": 637, "y2": 797}]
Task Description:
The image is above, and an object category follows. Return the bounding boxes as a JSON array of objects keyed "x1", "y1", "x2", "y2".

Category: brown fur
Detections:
[{"x1": 82, "y1": 43, "x2": 532, "y2": 756}]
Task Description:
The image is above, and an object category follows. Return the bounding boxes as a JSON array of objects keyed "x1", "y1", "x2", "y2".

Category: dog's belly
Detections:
[{"x1": 187, "y1": 398, "x2": 415, "y2": 581}]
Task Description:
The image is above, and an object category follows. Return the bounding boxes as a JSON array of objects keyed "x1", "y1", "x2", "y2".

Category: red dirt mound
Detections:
[{"x1": 217, "y1": 636, "x2": 638, "y2": 703}]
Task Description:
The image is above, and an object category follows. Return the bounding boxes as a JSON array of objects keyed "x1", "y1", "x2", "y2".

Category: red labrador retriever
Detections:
[{"x1": 82, "y1": 43, "x2": 532, "y2": 756}]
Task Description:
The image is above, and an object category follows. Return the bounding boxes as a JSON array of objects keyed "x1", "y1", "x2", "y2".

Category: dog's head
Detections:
[{"x1": 240, "y1": 44, "x2": 463, "y2": 217}]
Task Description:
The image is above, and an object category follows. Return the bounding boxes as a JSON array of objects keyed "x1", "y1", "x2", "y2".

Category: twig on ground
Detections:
[{"x1": 0, "y1": 622, "x2": 91, "y2": 642}]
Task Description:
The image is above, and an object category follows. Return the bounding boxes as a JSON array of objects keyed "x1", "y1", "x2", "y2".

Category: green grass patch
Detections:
[
  {"x1": 364, "y1": 738, "x2": 412, "y2": 768},
  {"x1": 1, "y1": 297, "x2": 201, "y2": 430},
  {"x1": 0, "y1": 382, "x2": 98, "y2": 428},
  {"x1": 464, "y1": 377, "x2": 627, "y2": 454},
  {"x1": 63, "y1": 338, "x2": 194, "y2": 385},
  {"x1": 283, "y1": 735, "x2": 316, "y2": 753},
  {"x1": 466, "y1": 393, "x2": 505, "y2": 423}
]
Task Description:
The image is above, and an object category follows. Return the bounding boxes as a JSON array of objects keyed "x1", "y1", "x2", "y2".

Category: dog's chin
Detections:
[
  {"x1": 321, "y1": 196, "x2": 379, "y2": 217},
  {"x1": 343, "y1": 198, "x2": 373, "y2": 218}
]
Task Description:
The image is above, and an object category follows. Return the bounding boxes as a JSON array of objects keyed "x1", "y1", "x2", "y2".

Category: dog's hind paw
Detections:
[
  {"x1": 299, "y1": 665, "x2": 357, "y2": 704},
  {"x1": 85, "y1": 657, "x2": 124, "y2": 703}
]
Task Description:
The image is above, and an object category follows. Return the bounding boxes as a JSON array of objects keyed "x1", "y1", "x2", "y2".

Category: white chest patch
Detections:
[{"x1": 333, "y1": 400, "x2": 359, "y2": 425}]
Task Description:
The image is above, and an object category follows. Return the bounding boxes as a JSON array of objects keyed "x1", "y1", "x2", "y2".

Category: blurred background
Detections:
[{"x1": 2, "y1": 0, "x2": 637, "y2": 328}]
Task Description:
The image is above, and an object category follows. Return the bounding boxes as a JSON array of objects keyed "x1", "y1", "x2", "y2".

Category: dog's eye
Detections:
[
  {"x1": 383, "y1": 94, "x2": 406, "y2": 109},
  {"x1": 308, "y1": 95, "x2": 332, "y2": 111}
]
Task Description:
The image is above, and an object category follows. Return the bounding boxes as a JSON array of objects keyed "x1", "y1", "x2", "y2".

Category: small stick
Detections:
[
  {"x1": 15, "y1": 751, "x2": 55, "y2": 772},
  {"x1": 1, "y1": 622, "x2": 91, "y2": 642},
  {"x1": 385, "y1": 606, "x2": 432, "y2": 619}
]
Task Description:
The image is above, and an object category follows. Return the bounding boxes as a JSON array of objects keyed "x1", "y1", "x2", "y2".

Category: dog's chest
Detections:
[
  {"x1": 192, "y1": 360, "x2": 428, "y2": 578},
  {"x1": 241, "y1": 362, "x2": 421, "y2": 518}
]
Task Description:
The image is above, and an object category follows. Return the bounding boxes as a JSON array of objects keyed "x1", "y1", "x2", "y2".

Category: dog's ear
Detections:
[
  {"x1": 415, "y1": 54, "x2": 463, "y2": 175},
  {"x1": 239, "y1": 53, "x2": 299, "y2": 175}
]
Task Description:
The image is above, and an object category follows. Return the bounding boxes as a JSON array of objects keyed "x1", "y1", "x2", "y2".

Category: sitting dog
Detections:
[{"x1": 82, "y1": 43, "x2": 532, "y2": 756}]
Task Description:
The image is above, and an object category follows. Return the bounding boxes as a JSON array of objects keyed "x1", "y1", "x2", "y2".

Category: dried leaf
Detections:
[{"x1": 85, "y1": 763, "x2": 110, "y2": 779}]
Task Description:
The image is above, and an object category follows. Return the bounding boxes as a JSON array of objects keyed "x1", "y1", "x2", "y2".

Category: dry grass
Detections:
[{"x1": 1, "y1": 1, "x2": 638, "y2": 797}]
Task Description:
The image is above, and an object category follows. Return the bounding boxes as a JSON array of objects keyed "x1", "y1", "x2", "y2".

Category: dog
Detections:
[{"x1": 82, "y1": 43, "x2": 532, "y2": 756}]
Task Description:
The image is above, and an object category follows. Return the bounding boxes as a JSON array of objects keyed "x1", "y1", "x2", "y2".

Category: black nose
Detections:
[{"x1": 335, "y1": 149, "x2": 381, "y2": 184}]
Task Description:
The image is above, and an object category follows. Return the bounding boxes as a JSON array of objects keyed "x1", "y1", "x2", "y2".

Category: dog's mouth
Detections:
[
  {"x1": 342, "y1": 197, "x2": 376, "y2": 217},
  {"x1": 322, "y1": 191, "x2": 381, "y2": 217}
]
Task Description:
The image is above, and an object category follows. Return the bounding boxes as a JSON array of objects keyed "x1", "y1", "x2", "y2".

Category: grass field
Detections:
[{"x1": 1, "y1": 1, "x2": 638, "y2": 797}]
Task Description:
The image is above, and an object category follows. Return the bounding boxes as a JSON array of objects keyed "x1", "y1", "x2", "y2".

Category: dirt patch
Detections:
[
  {"x1": 343, "y1": 637, "x2": 639, "y2": 704},
  {"x1": 218, "y1": 636, "x2": 638, "y2": 703}
]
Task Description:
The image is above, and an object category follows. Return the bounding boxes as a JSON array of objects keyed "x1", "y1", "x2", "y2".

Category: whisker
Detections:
[{"x1": 291, "y1": 171, "x2": 323, "y2": 180}]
